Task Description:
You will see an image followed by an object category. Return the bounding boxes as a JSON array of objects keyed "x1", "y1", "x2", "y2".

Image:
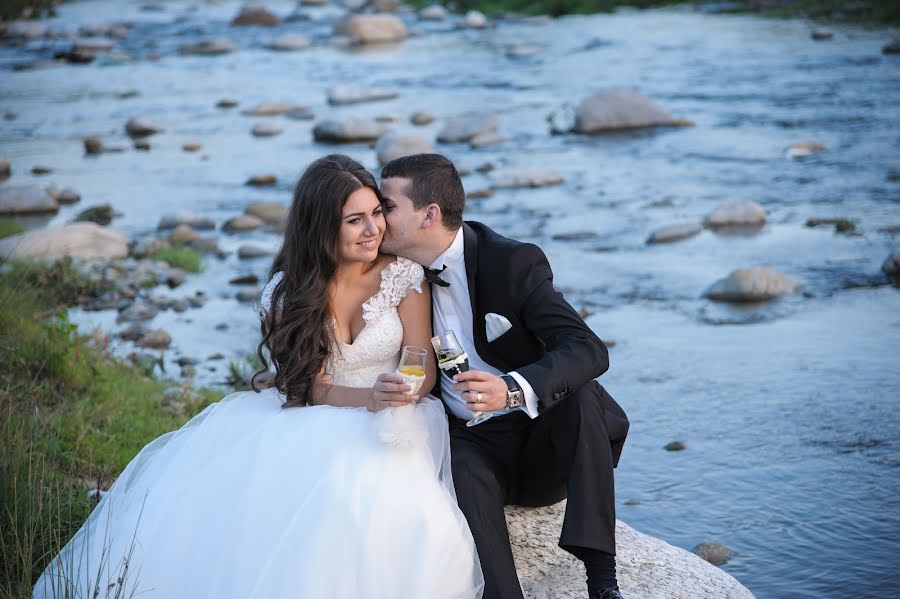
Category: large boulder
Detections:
[
  {"x1": 334, "y1": 15, "x2": 408, "y2": 45},
  {"x1": 573, "y1": 90, "x2": 691, "y2": 134},
  {"x1": 704, "y1": 201, "x2": 767, "y2": 228},
  {"x1": 313, "y1": 117, "x2": 386, "y2": 143},
  {"x1": 506, "y1": 503, "x2": 755, "y2": 598},
  {"x1": 704, "y1": 267, "x2": 799, "y2": 303},
  {"x1": 437, "y1": 113, "x2": 498, "y2": 143},
  {"x1": 0, "y1": 222, "x2": 128, "y2": 262},
  {"x1": 328, "y1": 84, "x2": 398, "y2": 105},
  {"x1": 375, "y1": 132, "x2": 435, "y2": 165},
  {"x1": 0, "y1": 185, "x2": 58, "y2": 215}
]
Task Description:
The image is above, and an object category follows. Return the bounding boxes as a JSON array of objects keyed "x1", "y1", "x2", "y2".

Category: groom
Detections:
[{"x1": 375, "y1": 154, "x2": 629, "y2": 599}]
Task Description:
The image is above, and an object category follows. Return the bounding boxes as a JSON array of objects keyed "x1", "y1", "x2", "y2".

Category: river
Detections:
[{"x1": 1, "y1": 1, "x2": 899, "y2": 596}]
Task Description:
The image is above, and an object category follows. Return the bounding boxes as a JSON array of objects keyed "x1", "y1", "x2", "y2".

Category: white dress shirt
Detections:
[{"x1": 430, "y1": 228, "x2": 540, "y2": 423}]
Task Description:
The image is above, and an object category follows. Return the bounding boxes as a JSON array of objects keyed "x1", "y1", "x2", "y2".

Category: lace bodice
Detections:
[{"x1": 259, "y1": 257, "x2": 425, "y2": 388}]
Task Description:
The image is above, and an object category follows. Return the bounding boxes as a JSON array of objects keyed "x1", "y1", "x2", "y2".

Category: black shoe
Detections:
[{"x1": 592, "y1": 588, "x2": 624, "y2": 599}]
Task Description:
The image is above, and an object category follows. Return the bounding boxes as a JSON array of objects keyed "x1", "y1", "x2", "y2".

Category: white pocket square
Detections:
[{"x1": 485, "y1": 312, "x2": 513, "y2": 342}]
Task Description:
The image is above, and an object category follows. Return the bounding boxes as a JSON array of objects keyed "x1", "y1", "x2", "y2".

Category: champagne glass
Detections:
[
  {"x1": 395, "y1": 346, "x2": 427, "y2": 397},
  {"x1": 431, "y1": 331, "x2": 491, "y2": 427}
]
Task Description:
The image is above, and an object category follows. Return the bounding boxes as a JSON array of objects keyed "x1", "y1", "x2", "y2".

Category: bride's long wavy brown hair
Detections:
[{"x1": 253, "y1": 154, "x2": 380, "y2": 407}]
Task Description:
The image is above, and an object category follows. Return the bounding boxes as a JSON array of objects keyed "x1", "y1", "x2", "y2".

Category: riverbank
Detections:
[{"x1": 0, "y1": 258, "x2": 219, "y2": 598}]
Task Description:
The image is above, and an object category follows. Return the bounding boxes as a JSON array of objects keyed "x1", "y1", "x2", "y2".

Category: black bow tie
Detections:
[{"x1": 424, "y1": 265, "x2": 450, "y2": 287}]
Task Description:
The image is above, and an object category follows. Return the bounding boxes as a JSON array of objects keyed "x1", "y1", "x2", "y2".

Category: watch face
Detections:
[{"x1": 507, "y1": 392, "x2": 523, "y2": 409}]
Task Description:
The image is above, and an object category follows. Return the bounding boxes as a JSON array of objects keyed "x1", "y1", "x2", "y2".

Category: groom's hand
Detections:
[
  {"x1": 371, "y1": 373, "x2": 418, "y2": 412},
  {"x1": 453, "y1": 371, "x2": 508, "y2": 412}
]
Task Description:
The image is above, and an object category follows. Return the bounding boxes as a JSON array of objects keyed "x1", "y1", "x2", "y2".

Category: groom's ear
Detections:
[{"x1": 420, "y1": 203, "x2": 443, "y2": 229}]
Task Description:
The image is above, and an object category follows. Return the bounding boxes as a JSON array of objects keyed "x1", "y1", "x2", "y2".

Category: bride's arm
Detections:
[{"x1": 396, "y1": 282, "x2": 437, "y2": 393}]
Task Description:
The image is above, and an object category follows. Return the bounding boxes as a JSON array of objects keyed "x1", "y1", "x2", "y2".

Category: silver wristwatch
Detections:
[{"x1": 500, "y1": 375, "x2": 524, "y2": 409}]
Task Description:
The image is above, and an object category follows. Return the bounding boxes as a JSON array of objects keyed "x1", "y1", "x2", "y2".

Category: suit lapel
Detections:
[{"x1": 462, "y1": 223, "x2": 489, "y2": 360}]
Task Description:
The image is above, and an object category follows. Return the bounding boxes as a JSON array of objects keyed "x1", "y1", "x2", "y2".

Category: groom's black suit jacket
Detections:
[{"x1": 438, "y1": 221, "x2": 628, "y2": 466}]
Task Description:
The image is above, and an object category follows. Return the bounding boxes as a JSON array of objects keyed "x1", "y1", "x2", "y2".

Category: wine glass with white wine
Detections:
[
  {"x1": 431, "y1": 330, "x2": 491, "y2": 427},
  {"x1": 395, "y1": 346, "x2": 427, "y2": 397}
]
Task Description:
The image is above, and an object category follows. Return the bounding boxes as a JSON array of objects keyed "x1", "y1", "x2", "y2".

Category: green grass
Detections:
[
  {"x1": 150, "y1": 247, "x2": 202, "y2": 273},
  {"x1": 0, "y1": 219, "x2": 25, "y2": 240},
  {"x1": 0, "y1": 261, "x2": 219, "y2": 597}
]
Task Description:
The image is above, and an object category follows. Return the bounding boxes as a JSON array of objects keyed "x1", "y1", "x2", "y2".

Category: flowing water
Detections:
[{"x1": 2, "y1": 1, "x2": 899, "y2": 596}]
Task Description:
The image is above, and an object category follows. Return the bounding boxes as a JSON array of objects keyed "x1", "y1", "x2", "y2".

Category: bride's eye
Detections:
[{"x1": 373, "y1": 208, "x2": 383, "y2": 217}]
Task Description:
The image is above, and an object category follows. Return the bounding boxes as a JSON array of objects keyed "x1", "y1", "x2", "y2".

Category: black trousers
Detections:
[{"x1": 449, "y1": 388, "x2": 617, "y2": 599}]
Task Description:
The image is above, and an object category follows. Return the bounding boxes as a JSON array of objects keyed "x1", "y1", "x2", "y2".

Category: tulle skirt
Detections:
[{"x1": 34, "y1": 388, "x2": 483, "y2": 598}]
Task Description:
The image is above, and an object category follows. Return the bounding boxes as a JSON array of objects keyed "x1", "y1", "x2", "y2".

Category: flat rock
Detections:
[
  {"x1": 506, "y1": 503, "x2": 755, "y2": 599},
  {"x1": 647, "y1": 223, "x2": 703, "y2": 244},
  {"x1": 704, "y1": 201, "x2": 767, "y2": 228},
  {"x1": 251, "y1": 123, "x2": 283, "y2": 137},
  {"x1": 245, "y1": 201, "x2": 287, "y2": 224},
  {"x1": 465, "y1": 10, "x2": 488, "y2": 28},
  {"x1": 158, "y1": 211, "x2": 216, "y2": 230},
  {"x1": 238, "y1": 244, "x2": 272, "y2": 259},
  {"x1": 223, "y1": 215, "x2": 263, "y2": 232},
  {"x1": 0, "y1": 222, "x2": 128, "y2": 262},
  {"x1": 178, "y1": 38, "x2": 238, "y2": 56},
  {"x1": 786, "y1": 141, "x2": 827, "y2": 158},
  {"x1": 375, "y1": 132, "x2": 435, "y2": 165},
  {"x1": 231, "y1": 6, "x2": 280, "y2": 26},
  {"x1": 125, "y1": 118, "x2": 162, "y2": 138},
  {"x1": 420, "y1": 4, "x2": 448, "y2": 20},
  {"x1": 241, "y1": 102, "x2": 311, "y2": 117},
  {"x1": 494, "y1": 168, "x2": 564, "y2": 188},
  {"x1": 313, "y1": 118, "x2": 386, "y2": 143},
  {"x1": 0, "y1": 185, "x2": 58, "y2": 215},
  {"x1": 266, "y1": 34, "x2": 311, "y2": 51},
  {"x1": 705, "y1": 267, "x2": 799, "y2": 303},
  {"x1": 334, "y1": 15, "x2": 408, "y2": 45},
  {"x1": 246, "y1": 174, "x2": 277, "y2": 186},
  {"x1": 437, "y1": 113, "x2": 498, "y2": 143},
  {"x1": 328, "y1": 84, "x2": 398, "y2": 105},
  {"x1": 574, "y1": 90, "x2": 692, "y2": 134}
]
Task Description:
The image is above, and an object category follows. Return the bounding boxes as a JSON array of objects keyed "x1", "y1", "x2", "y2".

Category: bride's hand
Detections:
[{"x1": 369, "y1": 373, "x2": 418, "y2": 412}]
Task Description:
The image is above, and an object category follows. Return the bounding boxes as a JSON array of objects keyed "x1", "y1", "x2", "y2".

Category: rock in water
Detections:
[
  {"x1": 704, "y1": 201, "x2": 767, "y2": 228},
  {"x1": 333, "y1": 15, "x2": 408, "y2": 45},
  {"x1": 437, "y1": 113, "x2": 498, "y2": 143},
  {"x1": 125, "y1": 118, "x2": 162, "y2": 138},
  {"x1": 0, "y1": 185, "x2": 58, "y2": 215},
  {"x1": 266, "y1": 34, "x2": 311, "y2": 51},
  {"x1": 493, "y1": 168, "x2": 564, "y2": 188},
  {"x1": 705, "y1": 267, "x2": 799, "y2": 303},
  {"x1": 245, "y1": 201, "x2": 287, "y2": 224},
  {"x1": 0, "y1": 222, "x2": 128, "y2": 261},
  {"x1": 647, "y1": 223, "x2": 703, "y2": 244},
  {"x1": 328, "y1": 84, "x2": 398, "y2": 105},
  {"x1": 231, "y1": 6, "x2": 280, "y2": 27},
  {"x1": 313, "y1": 118, "x2": 385, "y2": 143},
  {"x1": 574, "y1": 90, "x2": 692, "y2": 134},
  {"x1": 786, "y1": 141, "x2": 827, "y2": 158},
  {"x1": 882, "y1": 248, "x2": 900, "y2": 282},
  {"x1": 375, "y1": 133, "x2": 435, "y2": 165},
  {"x1": 692, "y1": 542, "x2": 735, "y2": 566},
  {"x1": 178, "y1": 39, "x2": 238, "y2": 56}
]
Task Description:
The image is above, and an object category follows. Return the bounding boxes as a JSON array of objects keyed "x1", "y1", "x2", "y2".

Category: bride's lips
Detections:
[{"x1": 358, "y1": 239, "x2": 378, "y2": 249}]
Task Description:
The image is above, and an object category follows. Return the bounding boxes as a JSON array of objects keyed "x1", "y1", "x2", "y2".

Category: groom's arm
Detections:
[{"x1": 509, "y1": 244, "x2": 609, "y2": 414}]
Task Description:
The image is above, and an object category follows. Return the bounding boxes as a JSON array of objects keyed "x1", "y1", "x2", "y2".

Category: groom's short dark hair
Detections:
[{"x1": 381, "y1": 153, "x2": 465, "y2": 230}]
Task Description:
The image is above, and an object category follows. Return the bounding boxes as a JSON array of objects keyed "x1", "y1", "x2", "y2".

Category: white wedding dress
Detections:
[{"x1": 34, "y1": 257, "x2": 484, "y2": 599}]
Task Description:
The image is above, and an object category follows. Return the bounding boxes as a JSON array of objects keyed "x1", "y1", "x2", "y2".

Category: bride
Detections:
[{"x1": 34, "y1": 155, "x2": 484, "y2": 598}]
